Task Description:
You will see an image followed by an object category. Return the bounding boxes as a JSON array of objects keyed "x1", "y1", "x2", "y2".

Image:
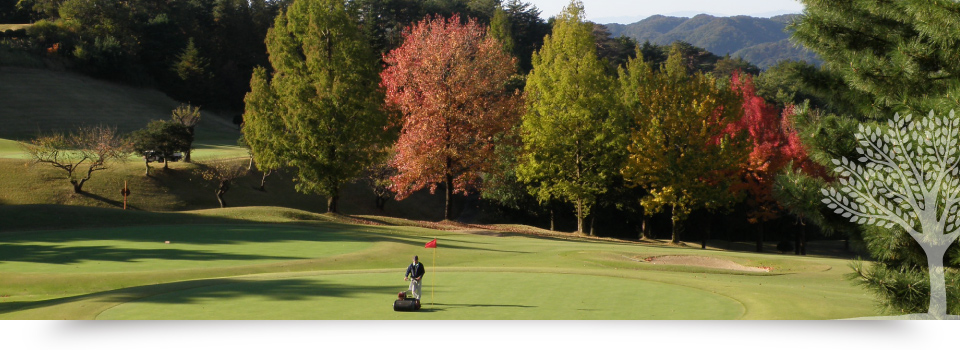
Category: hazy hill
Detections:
[{"x1": 605, "y1": 14, "x2": 820, "y2": 69}]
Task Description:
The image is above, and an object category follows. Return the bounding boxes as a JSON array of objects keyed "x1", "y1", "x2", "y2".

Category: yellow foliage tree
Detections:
[{"x1": 620, "y1": 47, "x2": 748, "y2": 244}]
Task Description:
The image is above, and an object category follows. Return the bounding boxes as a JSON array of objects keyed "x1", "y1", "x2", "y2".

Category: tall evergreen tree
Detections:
[
  {"x1": 488, "y1": 6, "x2": 515, "y2": 55},
  {"x1": 516, "y1": 0, "x2": 626, "y2": 234},
  {"x1": 789, "y1": 0, "x2": 960, "y2": 315},
  {"x1": 242, "y1": 0, "x2": 388, "y2": 213}
]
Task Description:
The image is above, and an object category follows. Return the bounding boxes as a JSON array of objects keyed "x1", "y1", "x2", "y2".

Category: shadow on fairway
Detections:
[
  {"x1": 0, "y1": 221, "x2": 422, "y2": 247},
  {"x1": 431, "y1": 303, "x2": 536, "y2": 309},
  {"x1": 102, "y1": 278, "x2": 398, "y2": 304},
  {"x1": 0, "y1": 243, "x2": 300, "y2": 265}
]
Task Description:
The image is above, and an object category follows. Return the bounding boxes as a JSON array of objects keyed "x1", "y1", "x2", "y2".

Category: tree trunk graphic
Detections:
[{"x1": 822, "y1": 111, "x2": 960, "y2": 319}]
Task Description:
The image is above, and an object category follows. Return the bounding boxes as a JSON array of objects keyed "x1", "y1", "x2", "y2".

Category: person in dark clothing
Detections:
[{"x1": 404, "y1": 255, "x2": 426, "y2": 300}]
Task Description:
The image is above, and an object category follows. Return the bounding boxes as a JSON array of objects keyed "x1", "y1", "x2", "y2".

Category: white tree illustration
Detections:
[{"x1": 822, "y1": 111, "x2": 960, "y2": 319}]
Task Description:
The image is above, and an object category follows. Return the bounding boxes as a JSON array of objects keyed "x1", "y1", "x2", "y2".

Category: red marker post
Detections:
[{"x1": 120, "y1": 181, "x2": 131, "y2": 210}]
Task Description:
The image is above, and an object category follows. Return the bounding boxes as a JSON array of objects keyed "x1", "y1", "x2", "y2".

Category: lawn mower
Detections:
[{"x1": 393, "y1": 291, "x2": 421, "y2": 311}]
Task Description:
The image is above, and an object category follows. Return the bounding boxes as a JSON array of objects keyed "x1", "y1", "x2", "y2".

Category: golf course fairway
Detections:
[
  {"x1": 0, "y1": 207, "x2": 881, "y2": 319},
  {"x1": 96, "y1": 272, "x2": 744, "y2": 320}
]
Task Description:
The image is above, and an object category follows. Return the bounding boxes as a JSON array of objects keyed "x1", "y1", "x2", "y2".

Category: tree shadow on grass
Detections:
[
  {"x1": 77, "y1": 192, "x2": 133, "y2": 210},
  {"x1": 0, "y1": 243, "x2": 299, "y2": 265},
  {"x1": 0, "y1": 277, "x2": 401, "y2": 317},
  {"x1": 100, "y1": 278, "x2": 399, "y2": 304},
  {"x1": 431, "y1": 303, "x2": 535, "y2": 309}
]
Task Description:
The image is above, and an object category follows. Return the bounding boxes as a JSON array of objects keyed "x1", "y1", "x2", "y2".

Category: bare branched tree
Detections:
[
  {"x1": 171, "y1": 103, "x2": 201, "y2": 162},
  {"x1": 21, "y1": 126, "x2": 130, "y2": 193},
  {"x1": 197, "y1": 159, "x2": 249, "y2": 208},
  {"x1": 823, "y1": 111, "x2": 960, "y2": 319}
]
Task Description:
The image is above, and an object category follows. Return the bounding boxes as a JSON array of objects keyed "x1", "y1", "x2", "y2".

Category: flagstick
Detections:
[{"x1": 432, "y1": 239, "x2": 436, "y2": 307}]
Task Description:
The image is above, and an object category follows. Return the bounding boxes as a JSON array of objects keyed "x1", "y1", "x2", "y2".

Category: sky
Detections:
[{"x1": 523, "y1": 0, "x2": 805, "y2": 24}]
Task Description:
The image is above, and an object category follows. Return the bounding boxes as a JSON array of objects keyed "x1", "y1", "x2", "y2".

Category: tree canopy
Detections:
[
  {"x1": 517, "y1": 0, "x2": 626, "y2": 234},
  {"x1": 381, "y1": 14, "x2": 521, "y2": 221},
  {"x1": 243, "y1": 0, "x2": 388, "y2": 213}
]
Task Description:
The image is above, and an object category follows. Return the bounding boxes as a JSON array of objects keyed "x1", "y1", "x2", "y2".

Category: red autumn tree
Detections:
[
  {"x1": 727, "y1": 72, "x2": 820, "y2": 251},
  {"x1": 381, "y1": 15, "x2": 521, "y2": 221}
]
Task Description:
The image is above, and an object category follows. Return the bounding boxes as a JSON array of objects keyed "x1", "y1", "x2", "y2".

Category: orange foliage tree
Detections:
[{"x1": 381, "y1": 15, "x2": 521, "y2": 221}]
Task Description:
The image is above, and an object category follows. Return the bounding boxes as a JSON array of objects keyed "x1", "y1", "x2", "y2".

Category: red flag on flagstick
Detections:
[{"x1": 425, "y1": 239, "x2": 437, "y2": 248}]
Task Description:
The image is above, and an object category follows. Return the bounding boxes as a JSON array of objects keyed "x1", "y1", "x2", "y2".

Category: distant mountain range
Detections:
[{"x1": 604, "y1": 14, "x2": 821, "y2": 69}]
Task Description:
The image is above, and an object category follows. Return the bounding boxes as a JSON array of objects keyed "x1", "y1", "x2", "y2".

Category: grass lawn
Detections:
[
  {"x1": 0, "y1": 206, "x2": 881, "y2": 320},
  {"x1": 96, "y1": 272, "x2": 744, "y2": 320}
]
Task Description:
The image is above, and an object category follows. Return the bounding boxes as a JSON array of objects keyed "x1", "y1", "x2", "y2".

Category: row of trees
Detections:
[
  {"x1": 242, "y1": 0, "x2": 818, "y2": 253},
  {"x1": 1, "y1": 0, "x2": 550, "y2": 110}
]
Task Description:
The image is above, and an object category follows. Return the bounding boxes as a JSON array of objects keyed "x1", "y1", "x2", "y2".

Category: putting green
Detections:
[
  {"x1": 96, "y1": 272, "x2": 744, "y2": 320},
  {"x1": 0, "y1": 224, "x2": 373, "y2": 273}
]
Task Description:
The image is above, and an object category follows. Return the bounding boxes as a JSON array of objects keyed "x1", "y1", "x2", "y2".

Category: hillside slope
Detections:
[
  {"x1": 0, "y1": 67, "x2": 240, "y2": 145},
  {"x1": 604, "y1": 14, "x2": 820, "y2": 69}
]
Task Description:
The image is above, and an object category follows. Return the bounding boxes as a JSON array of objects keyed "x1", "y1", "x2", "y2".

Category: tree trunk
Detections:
[
  {"x1": 549, "y1": 205, "x2": 555, "y2": 231},
  {"x1": 164, "y1": 158, "x2": 169, "y2": 169},
  {"x1": 71, "y1": 179, "x2": 84, "y2": 193},
  {"x1": 589, "y1": 214, "x2": 595, "y2": 236},
  {"x1": 185, "y1": 126, "x2": 195, "y2": 163},
  {"x1": 927, "y1": 249, "x2": 948, "y2": 319},
  {"x1": 444, "y1": 173, "x2": 453, "y2": 221},
  {"x1": 375, "y1": 196, "x2": 386, "y2": 211},
  {"x1": 327, "y1": 195, "x2": 339, "y2": 213},
  {"x1": 800, "y1": 224, "x2": 807, "y2": 256},
  {"x1": 702, "y1": 214, "x2": 711, "y2": 250},
  {"x1": 258, "y1": 170, "x2": 271, "y2": 191},
  {"x1": 756, "y1": 221, "x2": 764, "y2": 252},
  {"x1": 248, "y1": 156, "x2": 254, "y2": 171},
  {"x1": 671, "y1": 205, "x2": 682, "y2": 244},
  {"x1": 576, "y1": 200, "x2": 584, "y2": 234},
  {"x1": 144, "y1": 157, "x2": 150, "y2": 176},
  {"x1": 640, "y1": 215, "x2": 651, "y2": 240},
  {"x1": 794, "y1": 223, "x2": 801, "y2": 255},
  {"x1": 217, "y1": 187, "x2": 227, "y2": 209}
]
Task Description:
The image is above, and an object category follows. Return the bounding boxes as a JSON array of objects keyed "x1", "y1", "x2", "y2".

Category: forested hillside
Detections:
[{"x1": 605, "y1": 14, "x2": 820, "y2": 68}]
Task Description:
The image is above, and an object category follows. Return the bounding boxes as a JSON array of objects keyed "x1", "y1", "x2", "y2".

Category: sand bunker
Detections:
[
  {"x1": 644, "y1": 255, "x2": 772, "y2": 272},
  {"x1": 457, "y1": 229, "x2": 505, "y2": 237}
]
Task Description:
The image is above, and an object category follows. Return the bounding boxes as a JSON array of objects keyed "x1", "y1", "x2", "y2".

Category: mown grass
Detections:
[{"x1": 0, "y1": 206, "x2": 879, "y2": 320}]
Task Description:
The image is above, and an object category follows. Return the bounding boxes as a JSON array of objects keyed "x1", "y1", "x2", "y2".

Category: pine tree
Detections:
[
  {"x1": 789, "y1": 0, "x2": 960, "y2": 315},
  {"x1": 242, "y1": 0, "x2": 388, "y2": 213},
  {"x1": 516, "y1": 0, "x2": 626, "y2": 234}
]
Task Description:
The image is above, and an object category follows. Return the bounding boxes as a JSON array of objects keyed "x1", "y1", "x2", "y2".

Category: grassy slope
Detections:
[
  {"x1": 0, "y1": 206, "x2": 878, "y2": 320},
  {"x1": 0, "y1": 67, "x2": 246, "y2": 161},
  {"x1": 0, "y1": 157, "x2": 451, "y2": 220},
  {"x1": 0, "y1": 67, "x2": 458, "y2": 219}
]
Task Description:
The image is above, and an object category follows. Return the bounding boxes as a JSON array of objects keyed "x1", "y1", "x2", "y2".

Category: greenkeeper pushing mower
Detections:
[{"x1": 404, "y1": 255, "x2": 426, "y2": 300}]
